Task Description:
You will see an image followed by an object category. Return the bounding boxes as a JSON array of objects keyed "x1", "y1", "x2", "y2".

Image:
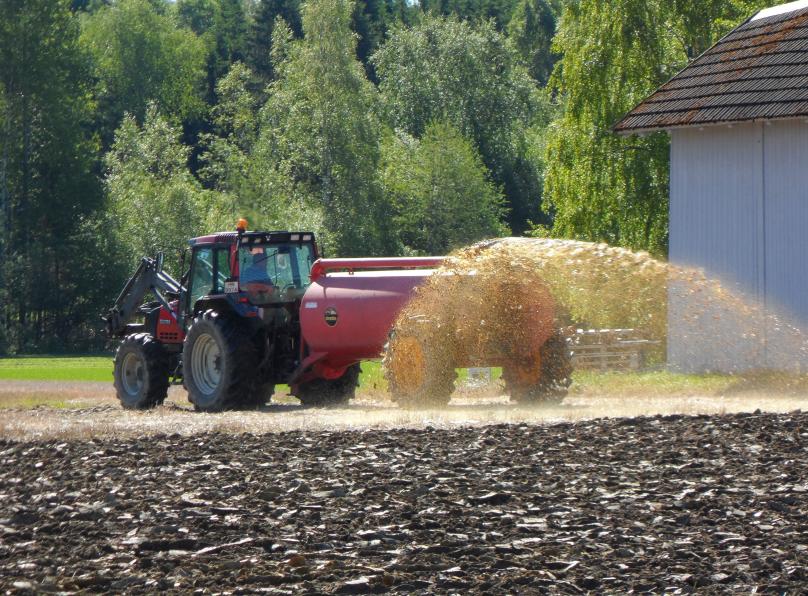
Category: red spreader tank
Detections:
[{"x1": 296, "y1": 257, "x2": 444, "y2": 384}]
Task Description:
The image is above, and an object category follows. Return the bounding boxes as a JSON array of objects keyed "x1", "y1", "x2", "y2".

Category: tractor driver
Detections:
[
  {"x1": 274, "y1": 252, "x2": 294, "y2": 287},
  {"x1": 241, "y1": 247, "x2": 272, "y2": 286}
]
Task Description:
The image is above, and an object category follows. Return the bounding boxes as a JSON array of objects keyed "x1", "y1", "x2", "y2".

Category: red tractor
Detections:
[{"x1": 105, "y1": 222, "x2": 572, "y2": 411}]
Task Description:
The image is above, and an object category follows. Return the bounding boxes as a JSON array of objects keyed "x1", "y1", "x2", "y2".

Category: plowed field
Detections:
[{"x1": 1, "y1": 410, "x2": 806, "y2": 594}]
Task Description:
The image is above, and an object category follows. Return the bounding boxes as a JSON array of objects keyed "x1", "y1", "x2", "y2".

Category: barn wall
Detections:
[
  {"x1": 668, "y1": 121, "x2": 808, "y2": 372},
  {"x1": 762, "y1": 121, "x2": 808, "y2": 369},
  {"x1": 668, "y1": 124, "x2": 764, "y2": 372}
]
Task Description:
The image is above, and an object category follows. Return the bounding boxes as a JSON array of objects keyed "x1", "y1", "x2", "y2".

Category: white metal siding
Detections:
[
  {"x1": 668, "y1": 121, "x2": 808, "y2": 372},
  {"x1": 762, "y1": 121, "x2": 808, "y2": 369},
  {"x1": 668, "y1": 124, "x2": 764, "y2": 372}
]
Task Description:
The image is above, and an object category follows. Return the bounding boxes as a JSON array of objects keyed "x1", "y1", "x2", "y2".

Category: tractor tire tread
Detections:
[
  {"x1": 183, "y1": 310, "x2": 259, "y2": 412},
  {"x1": 113, "y1": 333, "x2": 170, "y2": 410}
]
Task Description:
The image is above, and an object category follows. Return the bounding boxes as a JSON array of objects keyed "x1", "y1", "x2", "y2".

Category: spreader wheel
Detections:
[
  {"x1": 113, "y1": 333, "x2": 170, "y2": 409},
  {"x1": 296, "y1": 364, "x2": 360, "y2": 407},
  {"x1": 384, "y1": 335, "x2": 456, "y2": 408},
  {"x1": 183, "y1": 310, "x2": 258, "y2": 412},
  {"x1": 504, "y1": 331, "x2": 573, "y2": 405}
]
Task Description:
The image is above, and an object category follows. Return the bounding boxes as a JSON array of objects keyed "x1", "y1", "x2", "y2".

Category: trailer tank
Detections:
[{"x1": 297, "y1": 258, "x2": 443, "y2": 381}]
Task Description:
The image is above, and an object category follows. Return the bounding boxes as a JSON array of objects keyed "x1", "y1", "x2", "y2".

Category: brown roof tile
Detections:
[{"x1": 614, "y1": 6, "x2": 808, "y2": 133}]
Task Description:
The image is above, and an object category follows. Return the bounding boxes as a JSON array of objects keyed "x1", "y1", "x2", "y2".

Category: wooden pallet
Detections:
[{"x1": 569, "y1": 329, "x2": 660, "y2": 372}]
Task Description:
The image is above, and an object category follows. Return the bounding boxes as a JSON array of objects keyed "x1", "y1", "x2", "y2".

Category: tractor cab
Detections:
[{"x1": 185, "y1": 226, "x2": 319, "y2": 317}]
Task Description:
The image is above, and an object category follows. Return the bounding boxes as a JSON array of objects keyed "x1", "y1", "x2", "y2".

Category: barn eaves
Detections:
[{"x1": 614, "y1": 0, "x2": 808, "y2": 135}]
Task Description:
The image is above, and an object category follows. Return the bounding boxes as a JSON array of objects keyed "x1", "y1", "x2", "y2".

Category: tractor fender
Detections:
[{"x1": 192, "y1": 297, "x2": 236, "y2": 318}]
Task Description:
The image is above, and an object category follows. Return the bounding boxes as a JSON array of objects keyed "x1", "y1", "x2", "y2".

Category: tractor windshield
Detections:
[{"x1": 238, "y1": 242, "x2": 315, "y2": 304}]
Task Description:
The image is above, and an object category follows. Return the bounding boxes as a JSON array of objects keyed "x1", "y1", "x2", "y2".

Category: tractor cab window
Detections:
[
  {"x1": 189, "y1": 247, "x2": 214, "y2": 306},
  {"x1": 239, "y1": 242, "x2": 315, "y2": 304},
  {"x1": 213, "y1": 248, "x2": 232, "y2": 294}
]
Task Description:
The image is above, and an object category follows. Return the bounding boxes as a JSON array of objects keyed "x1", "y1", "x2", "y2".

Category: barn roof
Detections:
[{"x1": 614, "y1": 1, "x2": 808, "y2": 134}]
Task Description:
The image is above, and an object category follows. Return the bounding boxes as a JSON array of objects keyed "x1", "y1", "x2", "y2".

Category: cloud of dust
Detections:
[{"x1": 383, "y1": 237, "x2": 808, "y2": 405}]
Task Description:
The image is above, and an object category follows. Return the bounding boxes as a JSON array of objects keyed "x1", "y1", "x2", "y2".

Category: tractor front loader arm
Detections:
[{"x1": 104, "y1": 254, "x2": 185, "y2": 337}]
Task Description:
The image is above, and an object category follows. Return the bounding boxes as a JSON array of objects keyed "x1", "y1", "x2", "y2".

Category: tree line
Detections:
[{"x1": 0, "y1": 0, "x2": 776, "y2": 354}]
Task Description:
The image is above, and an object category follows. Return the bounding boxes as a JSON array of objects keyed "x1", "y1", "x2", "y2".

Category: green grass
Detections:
[
  {"x1": 0, "y1": 356, "x2": 389, "y2": 390},
  {"x1": 0, "y1": 355, "x2": 114, "y2": 382},
  {"x1": 0, "y1": 356, "x2": 497, "y2": 399},
  {"x1": 0, "y1": 356, "x2": 388, "y2": 391},
  {"x1": 357, "y1": 360, "x2": 385, "y2": 390},
  {"x1": 571, "y1": 369, "x2": 742, "y2": 397},
  {"x1": 7, "y1": 356, "x2": 797, "y2": 400}
]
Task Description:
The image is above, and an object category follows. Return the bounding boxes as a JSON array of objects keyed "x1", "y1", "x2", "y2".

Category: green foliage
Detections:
[
  {"x1": 353, "y1": 0, "x2": 390, "y2": 80},
  {"x1": 255, "y1": 1, "x2": 392, "y2": 256},
  {"x1": 81, "y1": 0, "x2": 207, "y2": 137},
  {"x1": 508, "y1": 0, "x2": 556, "y2": 84},
  {"x1": 0, "y1": 0, "x2": 786, "y2": 354},
  {"x1": 208, "y1": 62, "x2": 260, "y2": 161},
  {"x1": 418, "y1": 0, "x2": 520, "y2": 30},
  {"x1": 197, "y1": 62, "x2": 260, "y2": 229},
  {"x1": 374, "y1": 16, "x2": 541, "y2": 233},
  {"x1": 248, "y1": 0, "x2": 303, "y2": 81},
  {"x1": 177, "y1": 0, "x2": 249, "y2": 102},
  {"x1": 106, "y1": 105, "x2": 211, "y2": 265},
  {"x1": 375, "y1": 17, "x2": 531, "y2": 143},
  {"x1": 386, "y1": 0, "x2": 420, "y2": 26},
  {"x1": 381, "y1": 122, "x2": 508, "y2": 254},
  {"x1": 0, "y1": 0, "x2": 108, "y2": 353},
  {"x1": 543, "y1": 0, "x2": 778, "y2": 255}
]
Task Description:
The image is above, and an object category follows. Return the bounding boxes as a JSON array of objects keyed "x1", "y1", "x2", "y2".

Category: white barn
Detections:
[{"x1": 615, "y1": 1, "x2": 808, "y2": 372}]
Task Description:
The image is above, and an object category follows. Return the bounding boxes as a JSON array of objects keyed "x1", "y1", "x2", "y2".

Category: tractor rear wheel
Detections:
[
  {"x1": 384, "y1": 335, "x2": 456, "y2": 408},
  {"x1": 183, "y1": 310, "x2": 258, "y2": 412},
  {"x1": 296, "y1": 364, "x2": 360, "y2": 407},
  {"x1": 504, "y1": 331, "x2": 572, "y2": 405},
  {"x1": 113, "y1": 333, "x2": 170, "y2": 409}
]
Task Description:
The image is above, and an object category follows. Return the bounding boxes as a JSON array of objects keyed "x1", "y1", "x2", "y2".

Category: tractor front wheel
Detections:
[
  {"x1": 183, "y1": 310, "x2": 258, "y2": 412},
  {"x1": 504, "y1": 331, "x2": 572, "y2": 405},
  {"x1": 296, "y1": 364, "x2": 360, "y2": 407},
  {"x1": 113, "y1": 333, "x2": 170, "y2": 409}
]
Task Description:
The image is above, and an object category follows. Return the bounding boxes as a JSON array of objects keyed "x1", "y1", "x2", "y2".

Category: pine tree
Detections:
[
  {"x1": 178, "y1": 0, "x2": 249, "y2": 102},
  {"x1": 248, "y1": 0, "x2": 302, "y2": 82},
  {"x1": 353, "y1": 0, "x2": 389, "y2": 81}
]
